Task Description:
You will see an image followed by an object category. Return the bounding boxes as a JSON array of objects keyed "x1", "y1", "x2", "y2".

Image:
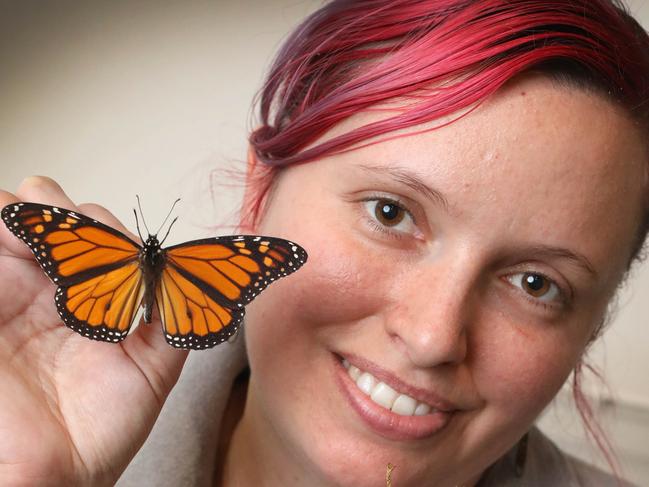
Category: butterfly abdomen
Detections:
[{"x1": 140, "y1": 235, "x2": 166, "y2": 323}]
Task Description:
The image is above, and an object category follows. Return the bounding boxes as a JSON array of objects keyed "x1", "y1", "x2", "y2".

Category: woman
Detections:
[{"x1": 1, "y1": 0, "x2": 647, "y2": 485}]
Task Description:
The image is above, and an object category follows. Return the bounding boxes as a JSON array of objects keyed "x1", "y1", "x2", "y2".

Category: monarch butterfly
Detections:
[{"x1": 1, "y1": 201, "x2": 307, "y2": 350}]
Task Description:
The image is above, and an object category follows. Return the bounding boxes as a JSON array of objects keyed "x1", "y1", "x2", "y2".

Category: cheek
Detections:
[
  {"x1": 471, "y1": 316, "x2": 584, "y2": 427},
  {"x1": 246, "y1": 231, "x2": 390, "y2": 339}
]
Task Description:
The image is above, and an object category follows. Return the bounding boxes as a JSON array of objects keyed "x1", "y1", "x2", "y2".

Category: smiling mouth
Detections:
[
  {"x1": 334, "y1": 354, "x2": 457, "y2": 441},
  {"x1": 342, "y1": 359, "x2": 436, "y2": 416}
]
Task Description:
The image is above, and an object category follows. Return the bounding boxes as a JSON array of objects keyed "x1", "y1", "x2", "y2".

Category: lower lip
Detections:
[{"x1": 333, "y1": 355, "x2": 455, "y2": 441}]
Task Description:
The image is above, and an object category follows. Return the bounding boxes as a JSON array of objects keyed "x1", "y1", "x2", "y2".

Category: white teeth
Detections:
[
  {"x1": 356, "y1": 372, "x2": 376, "y2": 395},
  {"x1": 348, "y1": 365, "x2": 361, "y2": 381},
  {"x1": 414, "y1": 403, "x2": 432, "y2": 416},
  {"x1": 392, "y1": 394, "x2": 417, "y2": 415},
  {"x1": 370, "y1": 382, "x2": 398, "y2": 409},
  {"x1": 343, "y1": 358, "x2": 435, "y2": 416}
]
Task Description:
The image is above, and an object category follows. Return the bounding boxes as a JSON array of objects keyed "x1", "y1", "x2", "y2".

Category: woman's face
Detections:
[{"x1": 239, "y1": 76, "x2": 647, "y2": 486}]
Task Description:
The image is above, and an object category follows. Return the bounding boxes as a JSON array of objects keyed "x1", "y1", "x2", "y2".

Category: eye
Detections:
[
  {"x1": 507, "y1": 272, "x2": 563, "y2": 304},
  {"x1": 362, "y1": 198, "x2": 418, "y2": 237},
  {"x1": 374, "y1": 200, "x2": 405, "y2": 226}
]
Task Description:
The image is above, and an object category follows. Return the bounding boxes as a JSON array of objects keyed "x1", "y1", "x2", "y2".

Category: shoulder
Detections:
[{"x1": 479, "y1": 427, "x2": 637, "y2": 486}]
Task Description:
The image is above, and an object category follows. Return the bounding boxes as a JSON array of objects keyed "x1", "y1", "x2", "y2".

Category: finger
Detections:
[
  {"x1": 0, "y1": 190, "x2": 33, "y2": 258},
  {"x1": 122, "y1": 309, "x2": 188, "y2": 402},
  {"x1": 15, "y1": 176, "x2": 78, "y2": 211},
  {"x1": 77, "y1": 203, "x2": 140, "y2": 243}
]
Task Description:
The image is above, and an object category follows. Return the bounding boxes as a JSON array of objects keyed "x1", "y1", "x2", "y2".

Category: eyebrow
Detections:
[
  {"x1": 524, "y1": 244, "x2": 598, "y2": 279},
  {"x1": 357, "y1": 164, "x2": 598, "y2": 279},
  {"x1": 358, "y1": 164, "x2": 450, "y2": 211}
]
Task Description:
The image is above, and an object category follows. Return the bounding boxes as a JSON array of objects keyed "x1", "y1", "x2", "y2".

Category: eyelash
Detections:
[{"x1": 505, "y1": 271, "x2": 568, "y2": 311}]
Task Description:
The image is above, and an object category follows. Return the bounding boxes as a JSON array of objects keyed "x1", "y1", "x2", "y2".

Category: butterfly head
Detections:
[
  {"x1": 142, "y1": 233, "x2": 166, "y2": 268},
  {"x1": 144, "y1": 234, "x2": 162, "y2": 249}
]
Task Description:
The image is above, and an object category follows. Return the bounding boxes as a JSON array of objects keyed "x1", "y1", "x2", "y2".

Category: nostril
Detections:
[{"x1": 390, "y1": 323, "x2": 468, "y2": 368}]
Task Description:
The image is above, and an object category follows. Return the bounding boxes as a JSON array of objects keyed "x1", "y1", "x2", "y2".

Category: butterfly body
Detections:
[
  {"x1": 2, "y1": 202, "x2": 307, "y2": 349},
  {"x1": 139, "y1": 234, "x2": 166, "y2": 323}
]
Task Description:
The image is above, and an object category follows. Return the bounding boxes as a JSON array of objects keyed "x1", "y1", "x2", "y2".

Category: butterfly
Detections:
[{"x1": 1, "y1": 201, "x2": 307, "y2": 350}]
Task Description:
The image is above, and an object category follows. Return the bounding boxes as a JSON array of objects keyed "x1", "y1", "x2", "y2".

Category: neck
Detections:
[{"x1": 219, "y1": 380, "x2": 322, "y2": 486}]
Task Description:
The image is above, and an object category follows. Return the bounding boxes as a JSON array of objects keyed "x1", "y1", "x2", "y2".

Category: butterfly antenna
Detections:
[
  {"x1": 155, "y1": 198, "x2": 181, "y2": 236},
  {"x1": 133, "y1": 208, "x2": 145, "y2": 242},
  {"x1": 136, "y1": 195, "x2": 152, "y2": 236},
  {"x1": 159, "y1": 216, "x2": 178, "y2": 245}
]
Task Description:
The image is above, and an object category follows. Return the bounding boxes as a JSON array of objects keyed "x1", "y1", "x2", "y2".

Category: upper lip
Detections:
[{"x1": 339, "y1": 352, "x2": 466, "y2": 412}]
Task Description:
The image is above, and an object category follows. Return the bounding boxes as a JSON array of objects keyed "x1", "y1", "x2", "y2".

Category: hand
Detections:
[{"x1": 0, "y1": 177, "x2": 188, "y2": 486}]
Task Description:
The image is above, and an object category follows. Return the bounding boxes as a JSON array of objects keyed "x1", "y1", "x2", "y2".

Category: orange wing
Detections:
[
  {"x1": 55, "y1": 261, "x2": 144, "y2": 342},
  {"x1": 2, "y1": 202, "x2": 144, "y2": 342},
  {"x1": 156, "y1": 265, "x2": 244, "y2": 349},
  {"x1": 159, "y1": 235, "x2": 308, "y2": 349}
]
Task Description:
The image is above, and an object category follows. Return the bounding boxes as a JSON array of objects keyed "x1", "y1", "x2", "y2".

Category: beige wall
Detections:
[
  {"x1": 0, "y1": 0, "x2": 322, "y2": 238},
  {"x1": 1, "y1": 0, "x2": 647, "y2": 482}
]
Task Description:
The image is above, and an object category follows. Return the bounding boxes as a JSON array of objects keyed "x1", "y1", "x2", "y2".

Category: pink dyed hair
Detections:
[
  {"x1": 245, "y1": 0, "x2": 649, "y2": 235},
  {"x1": 243, "y1": 0, "x2": 649, "y2": 480}
]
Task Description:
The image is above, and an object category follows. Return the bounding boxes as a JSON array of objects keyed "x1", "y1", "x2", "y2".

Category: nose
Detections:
[{"x1": 383, "y1": 256, "x2": 477, "y2": 368}]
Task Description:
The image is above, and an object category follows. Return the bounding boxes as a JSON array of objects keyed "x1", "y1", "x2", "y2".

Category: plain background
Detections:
[{"x1": 0, "y1": 0, "x2": 647, "y2": 483}]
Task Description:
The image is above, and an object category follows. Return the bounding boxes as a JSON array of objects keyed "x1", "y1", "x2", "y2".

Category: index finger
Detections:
[
  {"x1": 15, "y1": 176, "x2": 79, "y2": 211},
  {"x1": 0, "y1": 190, "x2": 32, "y2": 258},
  {"x1": 77, "y1": 203, "x2": 140, "y2": 243},
  {"x1": 1, "y1": 176, "x2": 82, "y2": 258}
]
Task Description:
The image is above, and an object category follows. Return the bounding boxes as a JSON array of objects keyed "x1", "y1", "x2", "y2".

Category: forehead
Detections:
[
  {"x1": 318, "y1": 76, "x2": 645, "y2": 193},
  {"x1": 336, "y1": 76, "x2": 642, "y2": 172}
]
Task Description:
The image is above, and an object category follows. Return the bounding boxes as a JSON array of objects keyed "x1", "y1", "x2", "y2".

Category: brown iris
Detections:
[
  {"x1": 521, "y1": 273, "x2": 550, "y2": 297},
  {"x1": 374, "y1": 200, "x2": 405, "y2": 226}
]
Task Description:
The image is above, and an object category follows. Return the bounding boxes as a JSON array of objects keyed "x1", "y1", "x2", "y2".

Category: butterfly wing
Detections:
[
  {"x1": 2, "y1": 202, "x2": 145, "y2": 342},
  {"x1": 155, "y1": 264, "x2": 245, "y2": 349},
  {"x1": 159, "y1": 235, "x2": 308, "y2": 349}
]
